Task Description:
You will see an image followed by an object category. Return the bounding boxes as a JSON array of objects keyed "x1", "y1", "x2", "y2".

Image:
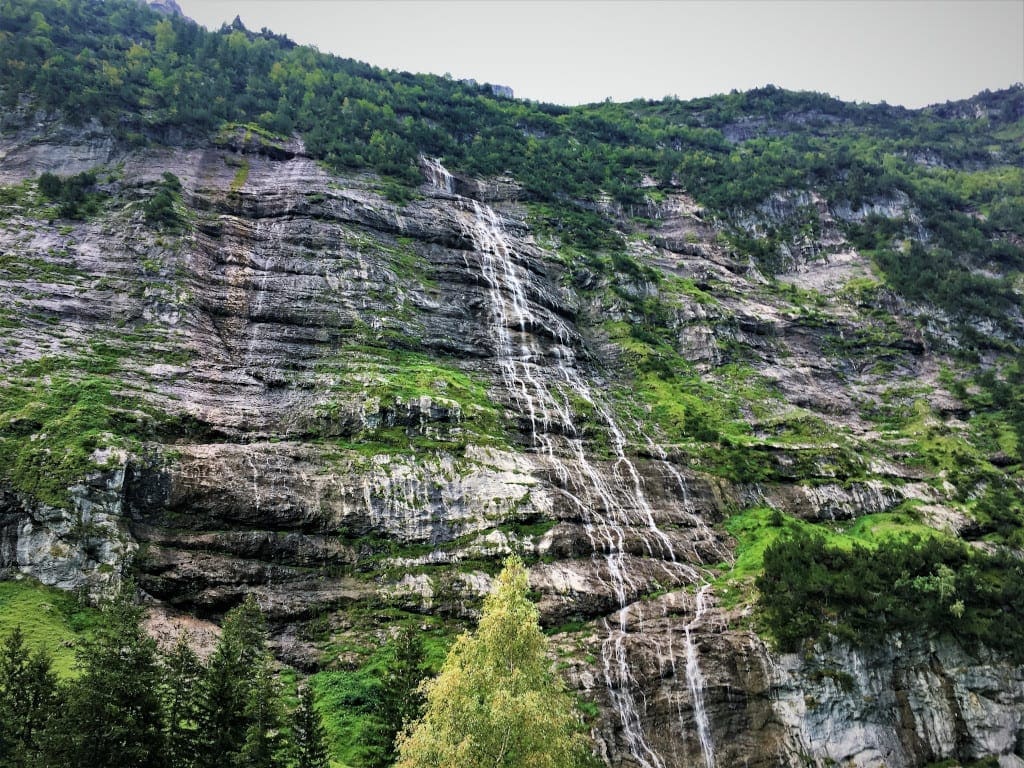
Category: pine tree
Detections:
[
  {"x1": 39, "y1": 583, "x2": 166, "y2": 768},
  {"x1": 160, "y1": 634, "x2": 204, "y2": 768},
  {"x1": 394, "y1": 556, "x2": 595, "y2": 768},
  {"x1": 367, "y1": 628, "x2": 426, "y2": 768},
  {"x1": 197, "y1": 594, "x2": 272, "y2": 768},
  {"x1": 0, "y1": 626, "x2": 57, "y2": 768},
  {"x1": 238, "y1": 659, "x2": 288, "y2": 768},
  {"x1": 291, "y1": 684, "x2": 330, "y2": 768}
]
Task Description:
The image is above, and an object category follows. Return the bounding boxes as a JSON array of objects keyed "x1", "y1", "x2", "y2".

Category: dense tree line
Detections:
[
  {"x1": 756, "y1": 529, "x2": 1024, "y2": 658},
  {"x1": 0, "y1": 588, "x2": 330, "y2": 768},
  {"x1": 0, "y1": 560, "x2": 594, "y2": 768}
]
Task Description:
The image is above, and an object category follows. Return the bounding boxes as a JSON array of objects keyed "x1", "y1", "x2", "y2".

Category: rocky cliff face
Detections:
[{"x1": 1, "y1": 115, "x2": 1021, "y2": 767}]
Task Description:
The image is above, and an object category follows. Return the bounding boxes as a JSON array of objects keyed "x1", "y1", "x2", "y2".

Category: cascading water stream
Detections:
[
  {"x1": 424, "y1": 159, "x2": 721, "y2": 768},
  {"x1": 423, "y1": 156, "x2": 455, "y2": 195},
  {"x1": 684, "y1": 585, "x2": 716, "y2": 768}
]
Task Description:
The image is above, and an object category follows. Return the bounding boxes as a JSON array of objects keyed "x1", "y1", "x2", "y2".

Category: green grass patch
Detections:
[
  {"x1": 605, "y1": 321, "x2": 747, "y2": 446},
  {"x1": 216, "y1": 121, "x2": 292, "y2": 152},
  {"x1": 821, "y1": 319, "x2": 905, "y2": 360},
  {"x1": 0, "y1": 254, "x2": 85, "y2": 283},
  {"x1": 336, "y1": 230, "x2": 435, "y2": 288},
  {"x1": 312, "y1": 622, "x2": 451, "y2": 768},
  {"x1": 606, "y1": 322, "x2": 859, "y2": 481},
  {"x1": 0, "y1": 361, "x2": 175, "y2": 507},
  {"x1": 0, "y1": 179, "x2": 52, "y2": 218},
  {"x1": 314, "y1": 347, "x2": 507, "y2": 450},
  {"x1": 663, "y1": 276, "x2": 718, "y2": 305},
  {"x1": 0, "y1": 578, "x2": 102, "y2": 677},
  {"x1": 228, "y1": 157, "x2": 250, "y2": 192},
  {"x1": 902, "y1": 400, "x2": 995, "y2": 488}
]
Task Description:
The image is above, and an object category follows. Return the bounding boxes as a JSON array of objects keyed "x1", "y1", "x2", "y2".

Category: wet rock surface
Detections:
[{"x1": 1, "y1": 121, "x2": 1021, "y2": 767}]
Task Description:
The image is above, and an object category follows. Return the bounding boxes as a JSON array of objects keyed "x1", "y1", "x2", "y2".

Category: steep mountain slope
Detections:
[{"x1": 1, "y1": 2, "x2": 1023, "y2": 766}]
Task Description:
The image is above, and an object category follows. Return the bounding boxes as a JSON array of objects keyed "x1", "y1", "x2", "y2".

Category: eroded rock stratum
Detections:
[{"x1": 1, "y1": 118, "x2": 1021, "y2": 767}]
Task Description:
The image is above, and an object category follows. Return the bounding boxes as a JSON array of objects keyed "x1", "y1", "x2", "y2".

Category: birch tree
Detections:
[{"x1": 394, "y1": 555, "x2": 595, "y2": 768}]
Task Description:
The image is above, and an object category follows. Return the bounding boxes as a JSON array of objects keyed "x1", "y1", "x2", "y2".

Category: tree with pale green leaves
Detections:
[{"x1": 394, "y1": 555, "x2": 595, "y2": 768}]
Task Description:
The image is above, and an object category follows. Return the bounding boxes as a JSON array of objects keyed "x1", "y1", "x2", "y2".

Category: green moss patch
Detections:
[
  {"x1": 0, "y1": 366, "x2": 172, "y2": 508},
  {"x1": 314, "y1": 347, "x2": 507, "y2": 452},
  {"x1": 0, "y1": 578, "x2": 102, "y2": 677}
]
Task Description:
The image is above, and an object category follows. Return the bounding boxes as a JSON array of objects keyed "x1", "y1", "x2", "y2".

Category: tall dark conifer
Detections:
[
  {"x1": 39, "y1": 583, "x2": 166, "y2": 768},
  {"x1": 197, "y1": 593, "x2": 270, "y2": 768},
  {"x1": 238, "y1": 659, "x2": 288, "y2": 768},
  {"x1": 160, "y1": 634, "x2": 204, "y2": 768},
  {"x1": 368, "y1": 628, "x2": 426, "y2": 768},
  {"x1": 0, "y1": 627, "x2": 58, "y2": 768},
  {"x1": 291, "y1": 684, "x2": 330, "y2": 768}
]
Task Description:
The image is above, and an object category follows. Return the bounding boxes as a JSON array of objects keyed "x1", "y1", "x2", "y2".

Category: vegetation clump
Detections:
[
  {"x1": 0, "y1": 586, "x2": 332, "y2": 768},
  {"x1": 313, "y1": 627, "x2": 431, "y2": 768},
  {"x1": 395, "y1": 556, "x2": 595, "y2": 768},
  {"x1": 756, "y1": 528, "x2": 1024, "y2": 660},
  {"x1": 0, "y1": 371, "x2": 166, "y2": 508},
  {"x1": 143, "y1": 171, "x2": 185, "y2": 230},
  {"x1": 37, "y1": 171, "x2": 106, "y2": 219}
]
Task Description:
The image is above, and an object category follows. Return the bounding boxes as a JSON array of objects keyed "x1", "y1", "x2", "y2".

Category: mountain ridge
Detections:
[{"x1": 0, "y1": 1, "x2": 1022, "y2": 766}]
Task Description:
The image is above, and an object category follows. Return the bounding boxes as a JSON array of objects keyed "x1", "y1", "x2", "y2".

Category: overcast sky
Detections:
[{"x1": 176, "y1": 0, "x2": 1024, "y2": 108}]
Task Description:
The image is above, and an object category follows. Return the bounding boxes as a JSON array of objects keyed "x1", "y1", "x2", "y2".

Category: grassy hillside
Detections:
[{"x1": 0, "y1": 578, "x2": 101, "y2": 676}]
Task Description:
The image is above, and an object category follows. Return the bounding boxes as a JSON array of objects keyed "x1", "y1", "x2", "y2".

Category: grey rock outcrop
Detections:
[
  {"x1": 1, "y1": 451, "x2": 133, "y2": 592},
  {"x1": 1, "y1": 114, "x2": 1021, "y2": 768}
]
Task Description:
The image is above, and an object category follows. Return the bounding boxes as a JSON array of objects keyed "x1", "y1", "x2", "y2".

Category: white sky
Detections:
[{"x1": 176, "y1": 0, "x2": 1024, "y2": 108}]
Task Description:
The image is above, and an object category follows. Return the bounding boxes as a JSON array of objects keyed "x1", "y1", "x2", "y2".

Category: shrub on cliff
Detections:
[{"x1": 756, "y1": 529, "x2": 1024, "y2": 659}]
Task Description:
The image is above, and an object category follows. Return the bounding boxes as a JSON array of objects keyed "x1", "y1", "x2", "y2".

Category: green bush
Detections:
[
  {"x1": 36, "y1": 171, "x2": 105, "y2": 219},
  {"x1": 143, "y1": 172, "x2": 184, "y2": 230},
  {"x1": 756, "y1": 529, "x2": 1024, "y2": 659}
]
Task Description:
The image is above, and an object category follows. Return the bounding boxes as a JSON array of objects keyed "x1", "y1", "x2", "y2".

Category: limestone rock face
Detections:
[
  {"x1": 1, "y1": 116, "x2": 1021, "y2": 767},
  {"x1": 565, "y1": 609, "x2": 1024, "y2": 768},
  {"x1": 1, "y1": 456, "x2": 133, "y2": 592},
  {"x1": 769, "y1": 637, "x2": 1024, "y2": 768}
]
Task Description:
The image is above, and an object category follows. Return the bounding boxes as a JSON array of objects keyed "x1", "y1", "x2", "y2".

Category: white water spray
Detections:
[
  {"x1": 423, "y1": 156, "x2": 455, "y2": 195},
  {"x1": 425, "y1": 159, "x2": 722, "y2": 768},
  {"x1": 684, "y1": 585, "x2": 716, "y2": 768}
]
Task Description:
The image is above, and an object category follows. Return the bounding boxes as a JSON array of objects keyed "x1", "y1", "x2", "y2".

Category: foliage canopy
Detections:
[{"x1": 395, "y1": 556, "x2": 595, "y2": 768}]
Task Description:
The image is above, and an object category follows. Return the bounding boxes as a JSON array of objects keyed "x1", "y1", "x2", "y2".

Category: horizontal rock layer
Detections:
[{"x1": 1, "y1": 118, "x2": 1021, "y2": 767}]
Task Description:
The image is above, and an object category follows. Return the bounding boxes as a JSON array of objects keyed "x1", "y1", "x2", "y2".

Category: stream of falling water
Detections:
[
  {"x1": 684, "y1": 585, "x2": 716, "y2": 768},
  {"x1": 424, "y1": 159, "x2": 719, "y2": 768}
]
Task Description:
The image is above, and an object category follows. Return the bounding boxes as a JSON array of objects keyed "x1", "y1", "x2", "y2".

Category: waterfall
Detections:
[
  {"x1": 684, "y1": 585, "x2": 716, "y2": 768},
  {"x1": 425, "y1": 160, "x2": 720, "y2": 768},
  {"x1": 423, "y1": 156, "x2": 455, "y2": 195}
]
